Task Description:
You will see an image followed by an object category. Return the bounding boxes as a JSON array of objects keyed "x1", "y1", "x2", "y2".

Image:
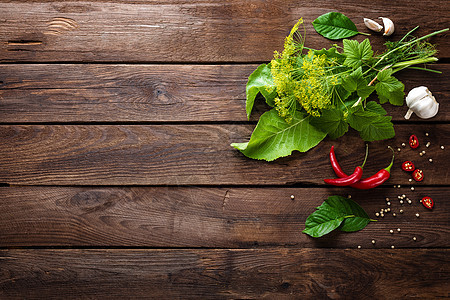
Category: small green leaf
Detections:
[
  {"x1": 375, "y1": 69, "x2": 405, "y2": 106},
  {"x1": 231, "y1": 109, "x2": 327, "y2": 161},
  {"x1": 303, "y1": 207, "x2": 346, "y2": 238},
  {"x1": 322, "y1": 196, "x2": 372, "y2": 232},
  {"x1": 342, "y1": 67, "x2": 375, "y2": 99},
  {"x1": 245, "y1": 64, "x2": 277, "y2": 119},
  {"x1": 313, "y1": 47, "x2": 346, "y2": 63},
  {"x1": 312, "y1": 12, "x2": 360, "y2": 40},
  {"x1": 311, "y1": 109, "x2": 349, "y2": 139},
  {"x1": 343, "y1": 39, "x2": 373, "y2": 69}
]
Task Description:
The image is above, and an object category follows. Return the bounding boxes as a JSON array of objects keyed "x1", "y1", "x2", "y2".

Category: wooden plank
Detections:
[
  {"x1": 0, "y1": 124, "x2": 448, "y2": 185},
  {"x1": 0, "y1": 249, "x2": 448, "y2": 298},
  {"x1": 0, "y1": 186, "x2": 448, "y2": 248},
  {"x1": 0, "y1": 1, "x2": 449, "y2": 62},
  {"x1": 0, "y1": 64, "x2": 448, "y2": 122}
]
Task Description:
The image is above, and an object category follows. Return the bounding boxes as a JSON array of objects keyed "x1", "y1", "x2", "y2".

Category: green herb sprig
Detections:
[{"x1": 231, "y1": 17, "x2": 448, "y2": 161}]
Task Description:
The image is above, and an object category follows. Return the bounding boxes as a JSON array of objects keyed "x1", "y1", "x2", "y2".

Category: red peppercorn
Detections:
[
  {"x1": 401, "y1": 161, "x2": 415, "y2": 172},
  {"x1": 413, "y1": 169, "x2": 424, "y2": 182},
  {"x1": 409, "y1": 135, "x2": 419, "y2": 149},
  {"x1": 422, "y1": 197, "x2": 434, "y2": 209}
]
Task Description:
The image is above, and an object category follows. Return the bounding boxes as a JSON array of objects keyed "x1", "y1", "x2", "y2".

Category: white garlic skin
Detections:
[
  {"x1": 379, "y1": 17, "x2": 395, "y2": 36},
  {"x1": 364, "y1": 18, "x2": 383, "y2": 32},
  {"x1": 404, "y1": 86, "x2": 439, "y2": 119}
]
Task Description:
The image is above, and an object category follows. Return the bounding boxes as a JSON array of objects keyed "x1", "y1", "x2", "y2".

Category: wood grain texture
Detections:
[
  {"x1": 0, "y1": 186, "x2": 448, "y2": 248},
  {"x1": 1, "y1": 249, "x2": 448, "y2": 299},
  {"x1": 0, "y1": 124, "x2": 448, "y2": 185},
  {"x1": 0, "y1": 64, "x2": 448, "y2": 122},
  {"x1": 0, "y1": 0, "x2": 449, "y2": 62}
]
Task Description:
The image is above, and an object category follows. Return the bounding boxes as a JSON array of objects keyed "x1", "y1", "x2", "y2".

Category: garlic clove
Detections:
[
  {"x1": 364, "y1": 18, "x2": 383, "y2": 32},
  {"x1": 379, "y1": 17, "x2": 395, "y2": 36},
  {"x1": 404, "y1": 86, "x2": 439, "y2": 119}
]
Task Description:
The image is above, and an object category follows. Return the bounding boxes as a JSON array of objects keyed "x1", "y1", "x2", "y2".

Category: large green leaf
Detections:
[
  {"x1": 343, "y1": 39, "x2": 373, "y2": 69},
  {"x1": 303, "y1": 207, "x2": 346, "y2": 238},
  {"x1": 231, "y1": 109, "x2": 327, "y2": 161},
  {"x1": 245, "y1": 63, "x2": 277, "y2": 119},
  {"x1": 375, "y1": 69, "x2": 405, "y2": 106},
  {"x1": 322, "y1": 196, "x2": 372, "y2": 232},
  {"x1": 312, "y1": 12, "x2": 360, "y2": 40},
  {"x1": 311, "y1": 109, "x2": 348, "y2": 139}
]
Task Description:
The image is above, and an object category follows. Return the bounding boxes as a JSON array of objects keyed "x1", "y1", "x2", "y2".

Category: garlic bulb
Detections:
[
  {"x1": 404, "y1": 86, "x2": 439, "y2": 119},
  {"x1": 364, "y1": 18, "x2": 383, "y2": 32},
  {"x1": 379, "y1": 17, "x2": 395, "y2": 36}
]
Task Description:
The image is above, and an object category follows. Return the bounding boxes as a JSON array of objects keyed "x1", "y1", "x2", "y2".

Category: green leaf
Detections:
[
  {"x1": 231, "y1": 109, "x2": 327, "y2": 161},
  {"x1": 341, "y1": 67, "x2": 375, "y2": 99},
  {"x1": 312, "y1": 12, "x2": 360, "y2": 40},
  {"x1": 245, "y1": 64, "x2": 277, "y2": 119},
  {"x1": 313, "y1": 47, "x2": 346, "y2": 63},
  {"x1": 311, "y1": 109, "x2": 349, "y2": 139},
  {"x1": 375, "y1": 69, "x2": 405, "y2": 106},
  {"x1": 347, "y1": 108, "x2": 395, "y2": 141},
  {"x1": 303, "y1": 207, "x2": 346, "y2": 238},
  {"x1": 343, "y1": 39, "x2": 373, "y2": 69},
  {"x1": 366, "y1": 101, "x2": 387, "y2": 115},
  {"x1": 322, "y1": 196, "x2": 372, "y2": 232}
]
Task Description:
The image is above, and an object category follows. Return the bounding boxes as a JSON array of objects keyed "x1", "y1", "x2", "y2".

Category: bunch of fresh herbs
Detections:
[{"x1": 232, "y1": 15, "x2": 448, "y2": 161}]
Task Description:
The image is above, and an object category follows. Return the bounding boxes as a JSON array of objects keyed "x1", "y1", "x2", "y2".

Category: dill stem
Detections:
[{"x1": 371, "y1": 28, "x2": 449, "y2": 71}]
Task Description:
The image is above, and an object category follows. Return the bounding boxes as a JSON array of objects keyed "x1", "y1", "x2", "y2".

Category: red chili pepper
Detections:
[
  {"x1": 422, "y1": 196, "x2": 434, "y2": 209},
  {"x1": 329, "y1": 146, "x2": 347, "y2": 177},
  {"x1": 324, "y1": 145, "x2": 368, "y2": 186},
  {"x1": 409, "y1": 135, "x2": 419, "y2": 149},
  {"x1": 413, "y1": 169, "x2": 424, "y2": 181},
  {"x1": 401, "y1": 161, "x2": 415, "y2": 172},
  {"x1": 350, "y1": 146, "x2": 395, "y2": 190}
]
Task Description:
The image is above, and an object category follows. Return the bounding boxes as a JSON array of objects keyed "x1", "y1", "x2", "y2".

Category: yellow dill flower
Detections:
[{"x1": 293, "y1": 51, "x2": 333, "y2": 116}]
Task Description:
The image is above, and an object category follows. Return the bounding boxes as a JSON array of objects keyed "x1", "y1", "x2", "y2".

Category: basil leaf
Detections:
[
  {"x1": 246, "y1": 63, "x2": 277, "y2": 119},
  {"x1": 311, "y1": 109, "x2": 349, "y2": 139},
  {"x1": 231, "y1": 109, "x2": 327, "y2": 161},
  {"x1": 303, "y1": 207, "x2": 347, "y2": 238},
  {"x1": 375, "y1": 69, "x2": 405, "y2": 106},
  {"x1": 322, "y1": 196, "x2": 372, "y2": 232},
  {"x1": 312, "y1": 12, "x2": 360, "y2": 40},
  {"x1": 343, "y1": 39, "x2": 373, "y2": 69}
]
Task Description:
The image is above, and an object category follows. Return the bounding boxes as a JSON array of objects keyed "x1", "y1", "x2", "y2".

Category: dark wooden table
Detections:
[{"x1": 1, "y1": 1, "x2": 449, "y2": 298}]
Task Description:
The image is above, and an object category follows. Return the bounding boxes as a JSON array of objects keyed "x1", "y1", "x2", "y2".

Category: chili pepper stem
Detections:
[
  {"x1": 385, "y1": 146, "x2": 395, "y2": 173},
  {"x1": 361, "y1": 144, "x2": 369, "y2": 168}
]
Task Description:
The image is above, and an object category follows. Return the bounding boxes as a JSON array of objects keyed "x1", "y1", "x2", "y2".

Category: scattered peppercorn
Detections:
[
  {"x1": 441, "y1": 145, "x2": 445, "y2": 150},
  {"x1": 399, "y1": 209, "x2": 404, "y2": 214},
  {"x1": 390, "y1": 230, "x2": 394, "y2": 234},
  {"x1": 290, "y1": 195, "x2": 295, "y2": 200},
  {"x1": 413, "y1": 237, "x2": 417, "y2": 241},
  {"x1": 397, "y1": 228, "x2": 401, "y2": 232},
  {"x1": 416, "y1": 213, "x2": 420, "y2": 218},
  {"x1": 391, "y1": 245, "x2": 395, "y2": 249}
]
